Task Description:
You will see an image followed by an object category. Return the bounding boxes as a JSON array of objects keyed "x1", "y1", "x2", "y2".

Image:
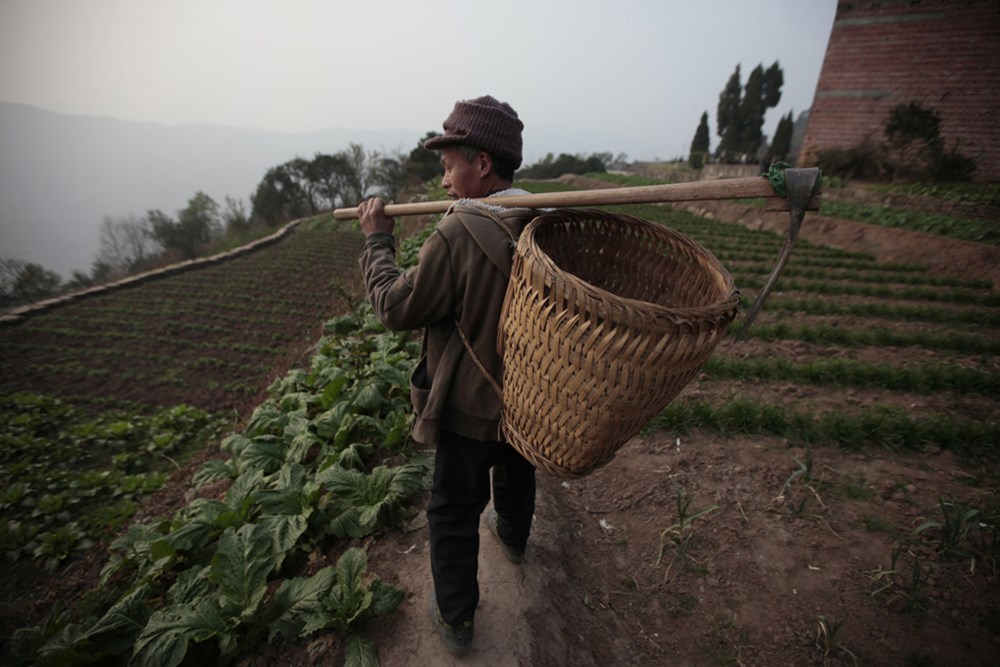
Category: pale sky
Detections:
[{"x1": 0, "y1": 0, "x2": 838, "y2": 162}]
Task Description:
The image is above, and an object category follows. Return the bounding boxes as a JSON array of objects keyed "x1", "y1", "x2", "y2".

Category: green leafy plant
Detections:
[
  {"x1": 318, "y1": 464, "x2": 427, "y2": 539},
  {"x1": 0, "y1": 393, "x2": 225, "y2": 571}
]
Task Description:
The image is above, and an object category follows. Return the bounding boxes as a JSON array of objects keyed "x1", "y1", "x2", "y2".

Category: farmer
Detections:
[{"x1": 357, "y1": 95, "x2": 538, "y2": 655}]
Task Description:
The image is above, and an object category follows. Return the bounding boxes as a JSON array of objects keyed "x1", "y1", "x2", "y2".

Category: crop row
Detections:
[
  {"x1": 0, "y1": 225, "x2": 365, "y2": 415},
  {"x1": 819, "y1": 198, "x2": 999, "y2": 245},
  {"x1": 702, "y1": 356, "x2": 998, "y2": 396},
  {"x1": 739, "y1": 320, "x2": 998, "y2": 355},
  {"x1": 751, "y1": 296, "x2": 1000, "y2": 328},
  {"x1": 738, "y1": 274, "x2": 999, "y2": 306},
  {"x1": 651, "y1": 397, "x2": 997, "y2": 453},
  {"x1": 732, "y1": 262, "x2": 990, "y2": 290}
]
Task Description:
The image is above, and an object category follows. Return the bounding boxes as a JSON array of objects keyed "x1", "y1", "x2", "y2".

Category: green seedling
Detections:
[
  {"x1": 869, "y1": 543, "x2": 931, "y2": 614},
  {"x1": 777, "y1": 445, "x2": 828, "y2": 517},
  {"x1": 816, "y1": 615, "x2": 858, "y2": 666},
  {"x1": 913, "y1": 497, "x2": 979, "y2": 559},
  {"x1": 656, "y1": 487, "x2": 719, "y2": 581}
]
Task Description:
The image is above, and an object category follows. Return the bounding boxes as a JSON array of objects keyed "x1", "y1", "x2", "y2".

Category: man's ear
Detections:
[{"x1": 477, "y1": 151, "x2": 494, "y2": 178}]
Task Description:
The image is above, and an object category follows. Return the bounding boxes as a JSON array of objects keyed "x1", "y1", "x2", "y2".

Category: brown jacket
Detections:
[{"x1": 359, "y1": 201, "x2": 537, "y2": 445}]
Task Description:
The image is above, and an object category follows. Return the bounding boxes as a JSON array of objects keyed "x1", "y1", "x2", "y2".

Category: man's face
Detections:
[{"x1": 440, "y1": 146, "x2": 486, "y2": 199}]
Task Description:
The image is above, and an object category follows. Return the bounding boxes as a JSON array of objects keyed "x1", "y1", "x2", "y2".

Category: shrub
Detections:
[{"x1": 815, "y1": 141, "x2": 886, "y2": 181}]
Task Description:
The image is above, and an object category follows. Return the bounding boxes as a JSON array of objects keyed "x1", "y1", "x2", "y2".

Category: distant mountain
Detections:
[{"x1": 0, "y1": 101, "x2": 420, "y2": 279}]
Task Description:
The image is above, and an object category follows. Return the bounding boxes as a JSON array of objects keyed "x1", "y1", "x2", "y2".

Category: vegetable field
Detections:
[
  {"x1": 0, "y1": 222, "x2": 364, "y2": 415},
  {"x1": 1, "y1": 190, "x2": 999, "y2": 666}
]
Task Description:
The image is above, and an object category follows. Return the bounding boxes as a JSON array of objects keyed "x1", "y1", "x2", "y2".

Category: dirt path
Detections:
[{"x1": 365, "y1": 494, "x2": 597, "y2": 667}]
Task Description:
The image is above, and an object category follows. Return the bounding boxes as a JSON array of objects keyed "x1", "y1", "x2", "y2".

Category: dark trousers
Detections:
[{"x1": 428, "y1": 430, "x2": 536, "y2": 626}]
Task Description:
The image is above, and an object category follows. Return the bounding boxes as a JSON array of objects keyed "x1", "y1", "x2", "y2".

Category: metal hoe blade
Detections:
[{"x1": 737, "y1": 167, "x2": 822, "y2": 338}]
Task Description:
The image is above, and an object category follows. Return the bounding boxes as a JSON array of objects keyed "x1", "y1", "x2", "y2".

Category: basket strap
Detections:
[
  {"x1": 456, "y1": 208, "x2": 518, "y2": 279},
  {"x1": 453, "y1": 206, "x2": 523, "y2": 396},
  {"x1": 454, "y1": 321, "x2": 503, "y2": 399}
]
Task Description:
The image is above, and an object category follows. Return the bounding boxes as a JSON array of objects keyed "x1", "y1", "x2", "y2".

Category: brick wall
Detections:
[{"x1": 798, "y1": 0, "x2": 1000, "y2": 182}]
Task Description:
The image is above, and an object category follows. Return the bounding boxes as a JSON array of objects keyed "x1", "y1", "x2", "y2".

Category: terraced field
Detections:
[{"x1": 1, "y1": 193, "x2": 997, "y2": 666}]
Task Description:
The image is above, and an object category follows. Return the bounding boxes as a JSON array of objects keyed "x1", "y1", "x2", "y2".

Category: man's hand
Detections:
[{"x1": 358, "y1": 197, "x2": 395, "y2": 238}]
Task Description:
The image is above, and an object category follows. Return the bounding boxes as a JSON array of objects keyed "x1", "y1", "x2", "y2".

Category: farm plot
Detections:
[
  {"x1": 0, "y1": 223, "x2": 366, "y2": 648},
  {"x1": 2, "y1": 194, "x2": 999, "y2": 666},
  {"x1": 0, "y1": 223, "x2": 365, "y2": 415}
]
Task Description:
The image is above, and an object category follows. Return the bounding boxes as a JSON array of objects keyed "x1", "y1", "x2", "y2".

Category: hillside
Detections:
[{"x1": 1, "y1": 196, "x2": 998, "y2": 666}]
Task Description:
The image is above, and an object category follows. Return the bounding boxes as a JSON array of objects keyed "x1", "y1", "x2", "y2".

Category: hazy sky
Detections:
[{"x1": 0, "y1": 0, "x2": 838, "y2": 161}]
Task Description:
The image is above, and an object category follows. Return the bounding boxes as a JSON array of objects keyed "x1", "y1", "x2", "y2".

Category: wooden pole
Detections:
[{"x1": 332, "y1": 176, "x2": 820, "y2": 220}]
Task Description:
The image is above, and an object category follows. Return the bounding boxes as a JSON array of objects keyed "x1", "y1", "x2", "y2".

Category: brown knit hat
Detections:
[{"x1": 424, "y1": 95, "x2": 524, "y2": 169}]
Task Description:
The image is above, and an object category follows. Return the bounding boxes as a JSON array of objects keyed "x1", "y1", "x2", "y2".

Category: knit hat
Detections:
[{"x1": 424, "y1": 95, "x2": 524, "y2": 169}]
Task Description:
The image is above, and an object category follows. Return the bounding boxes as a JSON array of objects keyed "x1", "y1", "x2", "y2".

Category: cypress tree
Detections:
[
  {"x1": 737, "y1": 64, "x2": 765, "y2": 156},
  {"x1": 689, "y1": 112, "x2": 711, "y2": 169},
  {"x1": 770, "y1": 111, "x2": 794, "y2": 162},
  {"x1": 716, "y1": 65, "x2": 742, "y2": 162}
]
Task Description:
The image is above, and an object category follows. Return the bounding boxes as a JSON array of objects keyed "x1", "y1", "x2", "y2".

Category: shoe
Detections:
[
  {"x1": 428, "y1": 591, "x2": 473, "y2": 655},
  {"x1": 486, "y1": 509, "x2": 525, "y2": 564}
]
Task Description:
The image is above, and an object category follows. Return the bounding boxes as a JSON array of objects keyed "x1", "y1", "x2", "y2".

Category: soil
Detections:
[{"x1": 3, "y1": 184, "x2": 999, "y2": 666}]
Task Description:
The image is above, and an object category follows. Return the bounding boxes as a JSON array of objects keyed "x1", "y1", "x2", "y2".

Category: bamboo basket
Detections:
[{"x1": 498, "y1": 208, "x2": 739, "y2": 478}]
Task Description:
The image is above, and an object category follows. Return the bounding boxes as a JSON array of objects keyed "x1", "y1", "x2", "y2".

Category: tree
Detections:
[
  {"x1": 148, "y1": 192, "x2": 221, "y2": 259},
  {"x1": 250, "y1": 163, "x2": 312, "y2": 227},
  {"x1": 716, "y1": 61, "x2": 784, "y2": 162},
  {"x1": 222, "y1": 196, "x2": 250, "y2": 235},
  {"x1": 96, "y1": 214, "x2": 159, "y2": 277},
  {"x1": 405, "y1": 131, "x2": 444, "y2": 184},
  {"x1": 516, "y1": 153, "x2": 608, "y2": 179},
  {"x1": 64, "y1": 270, "x2": 93, "y2": 292},
  {"x1": 715, "y1": 65, "x2": 742, "y2": 162},
  {"x1": 342, "y1": 143, "x2": 371, "y2": 204},
  {"x1": 0, "y1": 258, "x2": 62, "y2": 308},
  {"x1": 689, "y1": 112, "x2": 711, "y2": 169},
  {"x1": 737, "y1": 65, "x2": 767, "y2": 157},
  {"x1": 0, "y1": 258, "x2": 26, "y2": 306},
  {"x1": 367, "y1": 152, "x2": 407, "y2": 202},
  {"x1": 308, "y1": 152, "x2": 364, "y2": 210},
  {"x1": 770, "y1": 111, "x2": 795, "y2": 162}
]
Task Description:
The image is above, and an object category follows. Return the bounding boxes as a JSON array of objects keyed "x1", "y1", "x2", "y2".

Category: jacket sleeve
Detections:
[{"x1": 358, "y1": 229, "x2": 457, "y2": 332}]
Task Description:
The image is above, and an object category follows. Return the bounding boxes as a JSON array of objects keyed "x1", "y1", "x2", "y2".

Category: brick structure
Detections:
[{"x1": 799, "y1": 0, "x2": 1000, "y2": 181}]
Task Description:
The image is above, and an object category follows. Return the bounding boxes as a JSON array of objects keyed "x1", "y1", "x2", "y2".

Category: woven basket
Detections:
[{"x1": 498, "y1": 208, "x2": 739, "y2": 478}]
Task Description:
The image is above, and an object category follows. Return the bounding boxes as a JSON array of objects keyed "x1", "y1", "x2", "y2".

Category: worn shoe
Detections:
[
  {"x1": 486, "y1": 508, "x2": 525, "y2": 564},
  {"x1": 428, "y1": 592, "x2": 473, "y2": 655}
]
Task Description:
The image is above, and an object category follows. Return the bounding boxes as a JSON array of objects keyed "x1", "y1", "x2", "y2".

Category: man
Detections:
[{"x1": 357, "y1": 95, "x2": 538, "y2": 655}]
